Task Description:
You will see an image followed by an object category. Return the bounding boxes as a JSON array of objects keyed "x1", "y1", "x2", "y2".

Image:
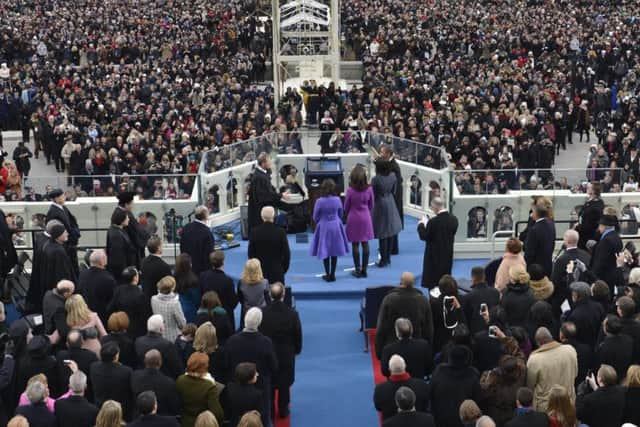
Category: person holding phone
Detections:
[
  {"x1": 430, "y1": 275, "x2": 466, "y2": 354},
  {"x1": 462, "y1": 267, "x2": 500, "y2": 334}
]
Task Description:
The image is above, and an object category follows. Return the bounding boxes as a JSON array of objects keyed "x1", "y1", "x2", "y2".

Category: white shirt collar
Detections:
[
  {"x1": 53, "y1": 202, "x2": 64, "y2": 210},
  {"x1": 256, "y1": 165, "x2": 267, "y2": 174},
  {"x1": 195, "y1": 219, "x2": 208, "y2": 227},
  {"x1": 536, "y1": 218, "x2": 545, "y2": 223}
]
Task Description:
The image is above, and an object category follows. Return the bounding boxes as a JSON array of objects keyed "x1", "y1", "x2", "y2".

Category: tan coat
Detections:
[
  {"x1": 526, "y1": 341, "x2": 578, "y2": 411},
  {"x1": 495, "y1": 252, "x2": 526, "y2": 292}
]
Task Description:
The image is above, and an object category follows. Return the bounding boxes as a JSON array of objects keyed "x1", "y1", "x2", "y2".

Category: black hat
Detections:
[
  {"x1": 449, "y1": 345, "x2": 471, "y2": 368},
  {"x1": 117, "y1": 191, "x2": 136, "y2": 205},
  {"x1": 599, "y1": 214, "x2": 618, "y2": 227},
  {"x1": 49, "y1": 223, "x2": 66, "y2": 240},
  {"x1": 48, "y1": 188, "x2": 64, "y2": 199}
]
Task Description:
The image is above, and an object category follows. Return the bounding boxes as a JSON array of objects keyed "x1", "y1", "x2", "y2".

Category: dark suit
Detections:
[
  {"x1": 576, "y1": 197, "x2": 604, "y2": 249},
  {"x1": 40, "y1": 239, "x2": 76, "y2": 295},
  {"x1": 134, "y1": 333, "x2": 184, "y2": 379},
  {"x1": 504, "y1": 409, "x2": 549, "y2": 427},
  {"x1": 199, "y1": 269, "x2": 239, "y2": 330},
  {"x1": 56, "y1": 347, "x2": 98, "y2": 400},
  {"x1": 382, "y1": 411, "x2": 436, "y2": 427},
  {"x1": 259, "y1": 300, "x2": 302, "y2": 412},
  {"x1": 26, "y1": 232, "x2": 50, "y2": 311},
  {"x1": 247, "y1": 167, "x2": 282, "y2": 231},
  {"x1": 567, "y1": 298, "x2": 605, "y2": 348},
  {"x1": 620, "y1": 317, "x2": 640, "y2": 364},
  {"x1": 180, "y1": 220, "x2": 215, "y2": 275},
  {"x1": 595, "y1": 334, "x2": 634, "y2": 381},
  {"x1": 550, "y1": 247, "x2": 591, "y2": 315},
  {"x1": 15, "y1": 402, "x2": 56, "y2": 427},
  {"x1": 131, "y1": 368, "x2": 180, "y2": 416},
  {"x1": 592, "y1": 229, "x2": 624, "y2": 294},
  {"x1": 462, "y1": 282, "x2": 500, "y2": 334},
  {"x1": 78, "y1": 266, "x2": 117, "y2": 324},
  {"x1": 418, "y1": 211, "x2": 458, "y2": 288},
  {"x1": 221, "y1": 382, "x2": 264, "y2": 427},
  {"x1": 106, "y1": 225, "x2": 137, "y2": 282},
  {"x1": 248, "y1": 222, "x2": 290, "y2": 284},
  {"x1": 524, "y1": 217, "x2": 556, "y2": 277},
  {"x1": 380, "y1": 338, "x2": 433, "y2": 379},
  {"x1": 373, "y1": 376, "x2": 430, "y2": 420},
  {"x1": 46, "y1": 203, "x2": 81, "y2": 275},
  {"x1": 126, "y1": 414, "x2": 180, "y2": 427},
  {"x1": 140, "y1": 255, "x2": 172, "y2": 301},
  {"x1": 90, "y1": 360, "x2": 134, "y2": 420},
  {"x1": 54, "y1": 395, "x2": 98, "y2": 427},
  {"x1": 577, "y1": 385, "x2": 626, "y2": 427},
  {"x1": 107, "y1": 285, "x2": 151, "y2": 340}
]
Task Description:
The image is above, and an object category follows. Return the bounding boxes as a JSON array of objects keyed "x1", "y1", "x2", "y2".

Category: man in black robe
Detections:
[
  {"x1": 418, "y1": 197, "x2": 458, "y2": 289},
  {"x1": 26, "y1": 219, "x2": 63, "y2": 312},
  {"x1": 113, "y1": 192, "x2": 149, "y2": 269},
  {"x1": 575, "y1": 182, "x2": 604, "y2": 250},
  {"x1": 377, "y1": 144, "x2": 403, "y2": 254},
  {"x1": 247, "y1": 152, "x2": 289, "y2": 232},
  {"x1": 45, "y1": 189, "x2": 80, "y2": 276},
  {"x1": 40, "y1": 223, "x2": 76, "y2": 293},
  {"x1": 0, "y1": 209, "x2": 17, "y2": 288}
]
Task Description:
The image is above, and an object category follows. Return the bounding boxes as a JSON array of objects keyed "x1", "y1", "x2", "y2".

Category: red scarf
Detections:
[{"x1": 389, "y1": 373, "x2": 411, "y2": 382}]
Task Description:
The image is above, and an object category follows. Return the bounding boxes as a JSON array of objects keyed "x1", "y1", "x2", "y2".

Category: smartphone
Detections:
[
  {"x1": 480, "y1": 303, "x2": 488, "y2": 314},
  {"x1": 488, "y1": 325, "x2": 497, "y2": 338},
  {"x1": 443, "y1": 296, "x2": 454, "y2": 311},
  {"x1": 63, "y1": 359, "x2": 72, "y2": 365},
  {"x1": 33, "y1": 315, "x2": 43, "y2": 326}
]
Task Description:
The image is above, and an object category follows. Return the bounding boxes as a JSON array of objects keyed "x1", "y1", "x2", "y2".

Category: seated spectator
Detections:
[
  {"x1": 54, "y1": 371, "x2": 99, "y2": 427},
  {"x1": 577, "y1": 364, "x2": 626, "y2": 427},
  {"x1": 373, "y1": 355, "x2": 429, "y2": 421},
  {"x1": 127, "y1": 391, "x2": 179, "y2": 427},
  {"x1": 100, "y1": 312, "x2": 136, "y2": 368},
  {"x1": 380, "y1": 318, "x2": 433, "y2": 379},
  {"x1": 220, "y1": 362, "x2": 264, "y2": 427},
  {"x1": 174, "y1": 253, "x2": 201, "y2": 325},
  {"x1": 559, "y1": 322, "x2": 593, "y2": 388},
  {"x1": 176, "y1": 352, "x2": 224, "y2": 427},
  {"x1": 107, "y1": 267, "x2": 150, "y2": 340},
  {"x1": 430, "y1": 346, "x2": 480, "y2": 427},
  {"x1": 431, "y1": 275, "x2": 466, "y2": 354},
  {"x1": 15, "y1": 380, "x2": 56, "y2": 427},
  {"x1": 151, "y1": 276, "x2": 187, "y2": 343},
  {"x1": 131, "y1": 350, "x2": 181, "y2": 417},
  {"x1": 478, "y1": 355, "x2": 526, "y2": 426},
  {"x1": 65, "y1": 294, "x2": 107, "y2": 357},
  {"x1": 595, "y1": 314, "x2": 634, "y2": 383},
  {"x1": 135, "y1": 315, "x2": 184, "y2": 379},
  {"x1": 375, "y1": 272, "x2": 433, "y2": 360},
  {"x1": 495, "y1": 238, "x2": 526, "y2": 293},
  {"x1": 566, "y1": 281, "x2": 605, "y2": 348},
  {"x1": 196, "y1": 291, "x2": 233, "y2": 345},
  {"x1": 90, "y1": 342, "x2": 133, "y2": 421},
  {"x1": 459, "y1": 399, "x2": 482, "y2": 427},
  {"x1": 95, "y1": 400, "x2": 124, "y2": 427},
  {"x1": 382, "y1": 386, "x2": 436, "y2": 427},
  {"x1": 624, "y1": 365, "x2": 640, "y2": 425},
  {"x1": 505, "y1": 387, "x2": 549, "y2": 427},
  {"x1": 199, "y1": 251, "x2": 239, "y2": 331},
  {"x1": 501, "y1": 265, "x2": 536, "y2": 328},
  {"x1": 462, "y1": 266, "x2": 500, "y2": 334},
  {"x1": 528, "y1": 264, "x2": 554, "y2": 302}
]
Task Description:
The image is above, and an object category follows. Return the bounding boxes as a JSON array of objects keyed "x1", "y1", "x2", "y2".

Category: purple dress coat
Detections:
[
  {"x1": 310, "y1": 196, "x2": 350, "y2": 259},
  {"x1": 344, "y1": 186, "x2": 374, "y2": 242}
]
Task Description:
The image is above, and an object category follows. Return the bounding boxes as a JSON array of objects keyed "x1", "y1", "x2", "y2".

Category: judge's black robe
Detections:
[
  {"x1": 113, "y1": 206, "x2": 149, "y2": 269},
  {"x1": 40, "y1": 239, "x2": 76, "y2": 292},
  {"x1": 418, "y1": 211, "x2": 459, "y2": 288},
  {"x1": 106, "y1": 225, "x2": 137, "y2": 282},
  {"x1": 247, "y1": 168, "x2": 282, "y2": 231},
  {"x1": 26, "y1": 232, "x2": 52, "y2": 311},
  {"x1": 45, "y1": 204, "x2": 81, "y2": 275}
]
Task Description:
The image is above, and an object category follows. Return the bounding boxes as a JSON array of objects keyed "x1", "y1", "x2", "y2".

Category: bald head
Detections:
[
  {"x1": 90, "y1": 249, "x2": 107, "y2": 268},
  {"x1": 389, "y1": 355, "x2": 407, "y2": 375},
  {"x1": 564, "y1": 229, "x2": 579, "y2": 247},
  {"x1": 144, "y1": 349, "x2": 162, "y2": 369},
  {"x1": 400, "y1": 272, "x2": 415, "y2": 288},
  {"x1": 56, "y1": 280, "x2": 75, "y2": 297},
  {"x1": 261, "y1": 206, "x2": 275, "y2": 223}
]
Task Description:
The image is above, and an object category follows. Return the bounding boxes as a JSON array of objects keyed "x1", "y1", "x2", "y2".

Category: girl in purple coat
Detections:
[
  {"x1": 310, "y1": 179, "x2": 349, "y2": 282},
  {"x1": 344, "y1": 165, "x2": 374, "y2": 278}
]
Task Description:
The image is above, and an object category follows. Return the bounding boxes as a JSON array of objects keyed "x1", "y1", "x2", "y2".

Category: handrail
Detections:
[{"x1": 490, "y1": 230, "x2": 515, "y2": 260}]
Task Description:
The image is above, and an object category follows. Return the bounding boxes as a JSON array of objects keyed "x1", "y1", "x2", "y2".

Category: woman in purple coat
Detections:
[
  {"x1": 344, "y1": 165, "x2": 374, "y2": 278},
  {"x1": 310, "y1": 179, "x2": 349, "y2": 282}
]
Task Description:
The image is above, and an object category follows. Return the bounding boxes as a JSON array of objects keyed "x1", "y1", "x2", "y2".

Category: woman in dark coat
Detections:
[
  {"x1": 624, "y1": 365, "x2": 640, "y2": 425},
  {"x1": 501, "y1": 265, "x2": 536, "y2": 328},
  {"x1": 106, "y1": 209, "x2": 137, "y2": 282},
  {"x1": 525, "y1": 300, "x2": 559, "y2": 347},
  {"x1": 100, "y1": 311, "x2": 136, "y2": 368},
  {"x1": 575, "y1": 181, "x2": 604, "y2": 249},
  {"x1": 371, "y1": 160, "x2": 402, "y2": 267},
  {"x1": 106, "y1": 267, "x2": 150, "y2": 340},
  {"x1": 478, "y1": 355, "x2": 526, "y2": 426},
  {"x1": 431, "y1": 275, "x2": 467, "y2": 354},
  {"x1": 196, "y1": 291, "x2": 233, "y2": 346}
]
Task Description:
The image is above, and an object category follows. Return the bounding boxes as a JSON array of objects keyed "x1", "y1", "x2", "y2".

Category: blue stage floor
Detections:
[{"x1": 219, "y1": 216, "x2": 488, "y2": 298}]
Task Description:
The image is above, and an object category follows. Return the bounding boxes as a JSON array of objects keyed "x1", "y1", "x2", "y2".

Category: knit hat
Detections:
[{"x1": 49, "y1": 223, "x2": 66, "y2": 240}]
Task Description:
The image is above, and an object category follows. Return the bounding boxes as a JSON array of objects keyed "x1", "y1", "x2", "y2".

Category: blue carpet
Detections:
[
  {"x1": 289, "y1": 298, "x2": 379, "y2": 427},
  {"x1": 219, "y1": 216, "x2": 488, "y2": 298}
]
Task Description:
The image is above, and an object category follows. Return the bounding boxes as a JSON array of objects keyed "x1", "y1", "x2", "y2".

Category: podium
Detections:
[{"x1": 305, "y1": 157, "x2": 344, "y2": 229}]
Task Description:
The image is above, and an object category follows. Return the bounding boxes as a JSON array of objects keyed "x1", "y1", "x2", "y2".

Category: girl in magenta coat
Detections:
[{"x1": 344, "y1": 165, "x2": 374, "y2": 278}]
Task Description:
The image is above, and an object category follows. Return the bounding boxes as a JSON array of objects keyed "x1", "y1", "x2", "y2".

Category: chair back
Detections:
[
  {"x1": 484, "y1": 257, "x2": 503, "y2": 287},
  {"x1": 363, "y1": 285, "x2": 395, "y2": 329}
]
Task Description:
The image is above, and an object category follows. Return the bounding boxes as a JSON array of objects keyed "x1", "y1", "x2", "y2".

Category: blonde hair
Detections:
[
  {"x1": 95, "y1": 400, "x2": 124, "y2": 427},
  {"x1": 66, "y1": 294, "x2": 92, "y2": 328},
  {"x1": 546, "y1": 385, "x2": 577, "y2": 427},
  {"x1": 509, "y1": 265, "x2": 530, "y2": 285},
  {"x1": 624, "y1": 365, "x2": 640, "y2": 387},
  {"x1": 27, "y1": 374, "x2": 48, "y2": 387},
  {"x1": 157, "y1": 276, "x2": 176, "y2": 294},
  {"x1": 237, "y1": 410, "x2": 263, "y2": 427},
  {"x1": 193, "y1": 322, "x2": 218, "y2": 354},
  {"x1": 194, "y1": 410, "x2": 220, "y2": 427},
  {"x1": 241, "y1": 259, "x2": 264, "y2": 284},
  {"x1": 7, "y1": 416, "x2": 29, "y2": 427}
]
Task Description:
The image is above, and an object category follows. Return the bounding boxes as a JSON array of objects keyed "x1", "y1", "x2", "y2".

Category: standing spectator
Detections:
[
  {"x1": 376, "y1": 144, "x2": 403, "y2": 255},
  {"x1": 42, "y1": 279, "x2": 74, "y2": 336},
  {"x1": 431, "y1": 275, "x2": 467, "y2": 354},
  {"x1": 616, "y1": 296, "x2": 640, "y2": 363},
  {"x1": 237, "y1": 259, "x2": 268, "y2": 325},
  {"x1": 54, "y1": 371, "x2": 98, "y2": 427},
  {"x1": 90, "y1": 342, "x2": 134, "y2": 421},
  {"x1": 380, "y1": 318, "x2": 433, "y2": 379},
  {"x1": 196, "y1": 292, "x2": 233, "y2": 345},
  {"x1": 575, "y1": 182, "x2": 604, "y2": 249},
  {"x1": 141, "y1": 236, "x2": 173, "y2": 300},
  {"x1": 576, "y1": 364, "x2": 626, "y2": 427},
  {"x1": 429, "y1": 346, "x2": 481, "y2": 427},
  {"x1": 45, "y1": 188, "x2": 80, "y2": 276},
  {"x1": 591, "y1": 210, "x2": 624, "y2": 295},
  {"x1": 65, "y1": 294, "x2": 107, "y2": 357},
  {"x1": 550, "y1": 230, "x2": 591, "y2": 316},
  {"x1": 106, "y1": 209, "x2": 136, "y2": 283},
  {"x1": 495, "y1": 238, "x2": 526, "y2": 293},
  {"x1": 344, "y1": 165, "x2": 374, "y2": 278},
  {"x1": 12, "y1": 141, "x2": 31, "y2": 177},
  {"x1": 55, "y1": 330, "x2": 98, "y2": 399},
  {"x1": 176, "y1": 352, "x2": 224, "y2": 427},
  {"x1": 220, "y1": 363, "x2": 264, "y2": 427},
  {"x1": 566, "y1": 281, "x2": 605, "y2": 348},
  {"x1": 374, "y1": 355, "x2": 430, "y2": 421},
  {"x1": 95, "y1": 400, "x2": 124, "y2": 427},
  {"x1": 247, "y1": 153, "x2": 288, "y2": 232},
  {"x1": 127, "y1": 391, "x2": 180, "y2": 427},
  {"x1": 180, "y1": 206, "x2": 215, "y2": 276},
  {"x1": 259, "y1": 283, "x2": 302, "y2": 418},
  {"x1": 114, "y1": 192, "x2": 149, "y2": 269},
  {"x1": 375, "y1": 272, "x2": 433, "y2": 360},
  {"x1": 372, "y1": 160, "x2": 402, "y2": 268},
  {"x1": 504, "y1": 387, "x2": 549, "y2": 427},
  {"x1": 199, "y1": 251, "x2": 238, "y2": 331},
  {"x1": 78, "y1": 249, "x2": 117, "y2": 325},
  {"x1": 134, "y1": 315, "x2": 185, "y2": 380},
  {"x1": 151, "y1": 276, "x2": 187, "y2": 343},
  {"x1": 459, "y1": 399, "x2": 483, "y2": 427},
  {"x1": 559, "y1": 322, "x2": 593, "y2": 388},
  {"x1": 101, "y1": 312, "x2": 136, "y2": 369},
  {"x1": 107, "y1": 267, "x2": 150, "y2": 340},
  {"x1": 131, "y1": 352, "x2": 181, "y2": 417},
  {"x1": 546, "y1": 385, "x2": 578, "y2": 427},
  {"x1": 382, "y1": 387, "x2": 436, "y2": 427},
  {"x1": 418, "y1": 197, "x2": 458, "y2": 289},
  {"x1": 309, "y1": 178, "x2": 349, "y2": 282},
  {"x1": 463, "y1": 267, "x2": 500, "y2": 334},
  {"x1": 15, "y1": 381, "x2": 55, "y2": 427},
  {"x1": 526, "y1": 327, "x2": 578, "y2": 411},
  {"x1": 174, "y1": 254, "x2": 201, "y2": 324},
  {"x1": 248, "y1": 206, "x2": 290, "y2": 284},
  {"x1": 478, "y1": 355, "x2": 526, "y2": 426},
  {"x1": 0, "y1": 209, "x2": 17, "y2": 302},
  {"x1": 223, "y1": 308, "x2": 278, "y2": 424},
  {"x1": 623, "y1": 365, "x2": 640, "y2": 425},
  {"x1": 501, "y1": 266, "x2": 536, "y2": 328},
  {"x1": 595, "y1": 315, "x2": 634, "y2": 381},
  {"x1": 528, "y1": 264, "x2": 554, "y2": 302},
  {"x1": 27, "y1": 220, "x2": 59, "y2": 312},
  {"x1": 40, "y1": 222, "x2": 76, "y2": 293},
  {"x1": 524, "y1": 201, "x2": 556, "y2": 277}
]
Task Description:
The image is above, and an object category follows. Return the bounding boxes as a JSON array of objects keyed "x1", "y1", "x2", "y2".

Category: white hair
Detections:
[
  {"x1": 26, "y1": 381, "x2": 46, "y2": 404},
  {"x1": 244, "y1": 307, "x2": 263, "y2": 330},
  {"x1": 89, "y1": 249, "x2": 107, "y2": 266},
  {"x1": 476, "y1": 416, "x2": 497, "y2": 427},
  {"x1": 629, "y1": 267, "x2": 640, "y2": 285},
  {"x1": 564, "y1": 229, "x2": 579, "y2": 246},
  {"x1": 194, "y1": 205, "x2": 209, "y2": 221},
  {"x1": 261, "y1": 206, "x2": 275, "y2": 222},
  {"x1": 388, "y1": 354, "x2": 406, "y2": 375},
  {"x1": 147, "y1": 314, "x2": 164, "y2": 334},
  {"x1": 45, "y1": 219, "x2": 64, "y2": 234},
  {"x1": 69, "y1": 371, "x2": 87, "y2": 394}
]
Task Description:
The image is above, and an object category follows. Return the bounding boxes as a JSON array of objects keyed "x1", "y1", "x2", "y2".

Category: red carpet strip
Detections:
[
  {"x1": 273, "y1": 390, "x2": 290, "y2": 427},
  {"x1": 368, "y1": 330, "x2": 386, "y2": 425}
]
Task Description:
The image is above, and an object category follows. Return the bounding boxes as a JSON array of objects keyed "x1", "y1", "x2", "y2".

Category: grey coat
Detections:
[{"x1": 372, "y1": 174, "x2": 402, "y2": 239}]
